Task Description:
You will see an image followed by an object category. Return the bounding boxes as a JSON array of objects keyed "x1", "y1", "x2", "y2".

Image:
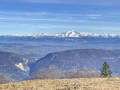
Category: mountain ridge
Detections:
[
  {"x1": 0, "y1": 51, "x2": 30, "y2": 81},
  {"x1": 31, "y1": 49, "x2": 120, "y2": 76},
  {"x1": 1, "y1": 30, "x2": 120, "y2": 38}
]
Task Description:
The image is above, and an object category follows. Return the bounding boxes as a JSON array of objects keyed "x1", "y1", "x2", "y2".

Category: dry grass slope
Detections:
[{"x1": 0, "y1": 78, "x2": 120, "y2": 90}]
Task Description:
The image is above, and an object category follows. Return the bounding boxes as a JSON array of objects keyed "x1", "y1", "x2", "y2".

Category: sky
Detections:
[{"x1": 0, "y1": 0, "x2": 120, "y2": 35}]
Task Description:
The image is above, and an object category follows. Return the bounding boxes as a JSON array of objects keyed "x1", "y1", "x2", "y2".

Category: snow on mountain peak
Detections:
[
  {"x1": 66, "y1": 30, "x2": 76, "y2": 33},
  {"x1": 4, "y1": 30, "x2": 120, "y2": 38},
  {"x1": 63, "y1": 30, "x2": 79, "y2": 37}
]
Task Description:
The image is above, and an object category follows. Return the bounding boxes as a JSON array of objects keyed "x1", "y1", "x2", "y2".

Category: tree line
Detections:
[
  {"x1": 0, "y1": 61, "x2": 112, "y2": 84},
  {"x1": 31, "y1": 61, "x2": 112, "y2": 80}
]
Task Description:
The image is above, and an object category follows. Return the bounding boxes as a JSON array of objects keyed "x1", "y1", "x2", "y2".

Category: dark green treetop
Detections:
[{"x1": 100, "y1": 61, "x2": 112, "y2": 77}]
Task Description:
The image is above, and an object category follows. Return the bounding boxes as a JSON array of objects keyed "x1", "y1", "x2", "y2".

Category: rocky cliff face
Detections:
[{"x1": 0, "y1": 52, "x2": 30, "y2": 81}]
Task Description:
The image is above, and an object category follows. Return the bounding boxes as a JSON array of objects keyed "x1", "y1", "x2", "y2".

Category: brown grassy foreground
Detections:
[{"x1": 0, "y1": 78, "x2": 120, "y2": 90}]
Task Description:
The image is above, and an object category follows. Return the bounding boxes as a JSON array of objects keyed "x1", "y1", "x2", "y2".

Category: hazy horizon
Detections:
[{"x1": 0, "y1": 30, "x2": 119, "y2": 35}]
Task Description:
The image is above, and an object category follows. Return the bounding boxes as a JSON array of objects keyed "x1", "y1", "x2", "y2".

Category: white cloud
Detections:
[
  {"x1": 29, "y1": 24, "x2": 120, "y2": 32},
  {"x1": 0, "y1": 17, "x2": 89, "y2": 22},
  {"x1": 15, "y1": 0, "x2": 120, "y2": 5},
  {"x1": 17, "y1": 0, "x2": 72, "y2": 4},
  {"x1": 0, "y1": 11, "x2": 103, "y2": 21}
]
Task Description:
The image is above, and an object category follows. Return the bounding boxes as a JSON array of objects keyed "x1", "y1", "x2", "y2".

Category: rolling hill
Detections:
[
  {"x1": 0, "y1": 78, "x2": 120, "y2": 90},
  {"x1": 31, "y1": 49, "x2": 120, "y2": 76}
]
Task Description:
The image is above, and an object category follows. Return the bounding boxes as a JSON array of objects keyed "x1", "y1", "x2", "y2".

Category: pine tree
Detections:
[{"x1": 100, "y1": 61, "x2": 112, "y2": 77}]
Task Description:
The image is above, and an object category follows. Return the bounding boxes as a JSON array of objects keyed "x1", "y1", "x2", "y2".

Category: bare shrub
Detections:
[
  {"x1": 87, "y1": 70, "x2": 101, "y2": 78},
  {"x1": 31, "y1": 65, "x2": 65, "y2": 79},
  {"x1": 68, "y1": 68, "x2": 101, "y2": 78},
  {"x1": 31, "y1": 66, "x2": 101, "y2": 80},
  {"x1": 0, "y1": 75, "x2": 8, "y2": 84}
]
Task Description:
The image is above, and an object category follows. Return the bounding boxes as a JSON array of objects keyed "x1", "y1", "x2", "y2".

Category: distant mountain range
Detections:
[
  {"x1": 1, "y1": 30, "x2": 120, "y2": 38},
  {"x1": 1, "y1": 49, "x2": 120, "y2": 81},
  {"x1": 31, "y1": 49, "x2": 120, "y2": 76},
  {"x1": 1, "y1": 30, "x2": 120, "y2": 81}
]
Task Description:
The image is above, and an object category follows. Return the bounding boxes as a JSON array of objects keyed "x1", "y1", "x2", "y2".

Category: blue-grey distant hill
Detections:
[
  {"x1": 0, "y1": 31, "x2": 120, "y2": 62},
  {"x1": 0, "y1": 52, "x2": 29, "y2": 81},
  {"x1": 31, "y1": 49, "x2": 120, "y2": 76},
  {"x1": 1, "y1": 49, "x2": 120, "y2": 81}
]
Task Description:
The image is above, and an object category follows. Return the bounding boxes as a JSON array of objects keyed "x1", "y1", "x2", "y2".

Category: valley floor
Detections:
[{"x1": 0, "y1": 78, "x2": 120, "y2": 90}]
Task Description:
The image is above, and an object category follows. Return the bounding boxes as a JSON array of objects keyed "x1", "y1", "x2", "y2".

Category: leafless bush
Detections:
[
  {"x1": 68, "y1": 68, "x2": 101, "y2": 78},
  {"x1": 31, "y1": 65, "x2": 65, "y2": 79},
  {"x1": 31, "y1": 66, "x2": 101, "y2": 80},
  {"x1": 0, "y1": 75, "x2": 8, "y2": 84}
]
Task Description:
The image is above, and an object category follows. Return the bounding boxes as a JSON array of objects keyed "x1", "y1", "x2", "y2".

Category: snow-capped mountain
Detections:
[
  {"x1": 5, "y1": 30, "x2": 120, "y2": 38},
  {"x1": 30, "y1": 30, "x2": 79, "y2": 38},
  {"x1": 31, "y1": 30, "x2": 107, "y2": 38},
  {"x1": 62, "y1": 30, "x2": 79, "y2": 37}
]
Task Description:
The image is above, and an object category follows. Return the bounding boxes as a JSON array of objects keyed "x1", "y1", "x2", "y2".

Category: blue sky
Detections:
[{"x1": 0, "y1": 0, "x2": 120, "y2": 35}]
